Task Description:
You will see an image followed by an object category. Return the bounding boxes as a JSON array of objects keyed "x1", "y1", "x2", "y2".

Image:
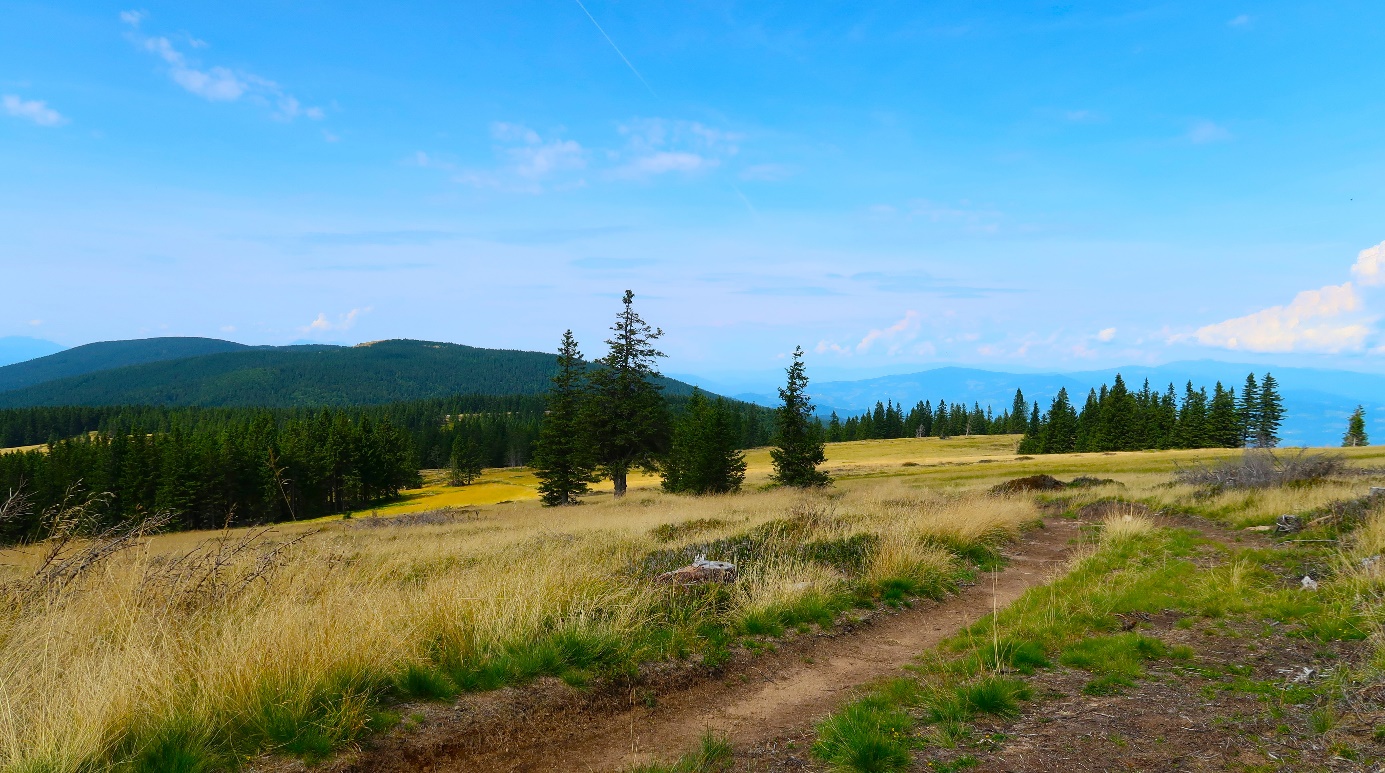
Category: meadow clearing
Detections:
[{"x1": 3, "y1": 436, "x2": 1385, "y2": 771}]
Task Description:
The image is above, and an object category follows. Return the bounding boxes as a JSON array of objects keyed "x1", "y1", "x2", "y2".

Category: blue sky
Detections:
[{"x1": 4, "y1": 1, "x2": 1385, "y2": 385}]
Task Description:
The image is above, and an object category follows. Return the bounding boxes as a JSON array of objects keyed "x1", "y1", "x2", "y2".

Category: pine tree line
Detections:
[
  {"x1": 0, "y1": 408, "x2": 419, "y2": 542},
  {"x1": 825, "y1": 397, "x2": 1019, "y2": 442},
  {"x1": 1017, "y1": 372, "x2": 1285, "y2": 454}
]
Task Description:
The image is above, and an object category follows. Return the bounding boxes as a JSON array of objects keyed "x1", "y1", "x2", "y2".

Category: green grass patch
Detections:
[{"x1": 627, "y1": 730, "x2": 734, "y2": 772}]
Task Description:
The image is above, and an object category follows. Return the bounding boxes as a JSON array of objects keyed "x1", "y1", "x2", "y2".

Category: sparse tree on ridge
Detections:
[
  {"x1": 1344, "y1": 405, "x2": 1369, "y2": 447},
  {"x1": 771, "y1": 346, "x2": 830, "y2": 488},
  {"x1": 585, "y1": 290, "x2": 669, "y2": 498},
  {"x1": 533, "y1": 330, "x2": 599, "y2": 506},
  {"x1": 661, "y1": 390, "x2": 747, "y2": 495}
]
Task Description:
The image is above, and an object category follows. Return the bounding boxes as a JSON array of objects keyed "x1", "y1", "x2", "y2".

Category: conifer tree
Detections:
[
  {"x1": 1344, "y1": 405, "x2": 1369, "y2": 447},
  {"x1": 1175, "y1": 382, "x2": 1208, "y2": 449},
  {"x1": 586, "y1": 291, "x2": 669, "y2": 497},
  {"x1": 1075, "y1": 388, "x2": 1100, "y2": 451},
  {"x1": 446, "y1": 433, "x2": 484, "y2": 486},
  {"x1": 1099, "y1": 374, "x2": 1136, "y2": 451},
  {"x1": 1239, "y1": 373, "x2": 1260, "y2": 447},
  {"x1": 770, "y1": 346, "x2": 830, "y2": 488},
  {"x1": 1008, "y1": 389, "x2": 1027, "y2": 434},
  {"x1": 1041, "y1": 387, "x2": 1079, "y2": 453},
  {"x1": 1206, "y1": 382, "x2": 1240, "y2": 448},
  {"x1": 661, "y1": 390, "x2": 747, "y2": 494},
  {"x1": 827, "y1": 411, "x2": 843, "y2": 443},
  {"x1": 1257, "y1": 373, "x2": 1284, "y2": 448},
  {"x1": 934, "y1": 399, "x2": 951, "y2": 438},
  {"x1": 533, "y1": 330, "x2": 599, "y2": 506}
]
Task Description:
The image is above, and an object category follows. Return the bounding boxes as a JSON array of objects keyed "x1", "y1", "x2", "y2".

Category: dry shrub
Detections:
[{"x1": 1175, "y1": 449, "x2": 1347, "y2": 491}]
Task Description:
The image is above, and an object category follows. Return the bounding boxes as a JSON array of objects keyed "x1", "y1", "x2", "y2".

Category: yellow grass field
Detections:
[{"x1": 3, "y1": 437, "x2": 1385, "y2": 771}]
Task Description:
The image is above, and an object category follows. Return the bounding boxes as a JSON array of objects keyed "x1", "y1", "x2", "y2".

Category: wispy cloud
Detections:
[
  {"x1": 2, "y1": 95, "x2": 66, "y2": 126},
  {"x1": 847, "y1": 271, "x2": 1016, "y2": 298},
  {"x1": 816, "y1": 311, "x2": 929, "y2": 357},
  {"x1": 450, "y1": 123, "x2": 587, "y2": 193},
  {"x1": 1227, "y1": 14, "x2": 1251, "y2": 27},
  {"x1": 1096, "y1": 327, "x2": 1117, "y2": 342},
  {"x1": 1187, "y1": 119, "x2": 1232, "y2": 144},
  {"x1": 570, "y1": 256, "x2": 658, "y2": 270},
  {"x1": 301, "y1": 307, "x2": 371, "y2": 334},
  {"x1": 122, "y1": 11, "x2": 322, "y2": 121},
  {"x1": 611, "y1": 118, "x2": 740, "y2": 180},
  {"x1": 739, "y1": 163, "x2": 795, "y2": 182}
]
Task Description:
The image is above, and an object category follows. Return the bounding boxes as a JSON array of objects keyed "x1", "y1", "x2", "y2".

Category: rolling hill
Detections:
[
  {"x1": 0, "y1": 337, "x2": 65, "y2": 368},
  {"x1": 0, "y1": 338, "x2": 697, "y2": 408},
  {"x1": 0, "y1": 337, "x2": 252, "y2": 393}
]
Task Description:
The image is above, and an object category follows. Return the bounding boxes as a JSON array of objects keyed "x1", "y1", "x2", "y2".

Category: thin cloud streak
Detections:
[{"x1": 572, "y1": 0, "x2": 657, "y2": 97}]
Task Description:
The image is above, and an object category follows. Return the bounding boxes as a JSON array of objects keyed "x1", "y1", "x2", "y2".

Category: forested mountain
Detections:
[
  {"x1": 0, "y1": 336, "x2": 251, "y2": 392},
  {"x1": 0, "y1": 339, "x2": 699, "y2": 408}
]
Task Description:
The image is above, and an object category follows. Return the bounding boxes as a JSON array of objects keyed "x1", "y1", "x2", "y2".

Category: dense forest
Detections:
[
  {"x1": 0, "y1": 339, "x2": 702, "y2": 408},
  {"x1": 0, "y1": 393, "x2": 775, "y2": 541},
  {"x1": 1016, "y1": 372, "x2": 1284, "y2": 453}
]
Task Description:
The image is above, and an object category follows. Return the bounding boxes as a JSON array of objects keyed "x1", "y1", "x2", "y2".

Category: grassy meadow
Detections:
[{"x1": 4, "y1": 436, "x2": 1385, "y2": 771}]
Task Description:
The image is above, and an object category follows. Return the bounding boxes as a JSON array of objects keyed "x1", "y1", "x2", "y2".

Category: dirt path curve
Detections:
[{"x1": 338, "y1": 517, "x2": 1082, "y2": 773}]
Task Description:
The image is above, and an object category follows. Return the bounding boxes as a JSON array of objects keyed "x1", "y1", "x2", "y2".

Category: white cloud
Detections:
[
  {"x1": 1187, "y1": 120, "x2": 1232, "y2": 144},
  {"x1": 124, "y1": 13, "x2": 321, "y2": 121},
  {"x1": 2, "y1": 95, "x2": 66, "y2": 126},
  {"x1": 27, "y1": 319, "x2": 41, "y2": 327},
  {"x1": 1192, "y1": 282, "x2": 1369, "y2": 353},
  {"x1": 220, "y1": 325, "x2": 237, "y2": 333},
  {"x1": 613, "y1": 118, "x2": 739, "y2": 179},
  {"x1": 1185, "y1": 240, "x2": 1385, "y2": 354},
  {"x1": 451, "y1": 123, "x2": 586, "y2": 193},
  {"x1": 856, "y1": 310, "x2": 922, "y2": 355},
  {"x1": 1097, "y1": 327, "x2": 1116, "y2": 342},
  {"x1": 1350, "y1": 240, "x2": 1385, "y2": 287},
  {"x1": 1228, "y1": 14, "x2": 1251, "y2": 26},
  {"x1": 302, "y1": 307, "x2": 370, "y2": 334}
]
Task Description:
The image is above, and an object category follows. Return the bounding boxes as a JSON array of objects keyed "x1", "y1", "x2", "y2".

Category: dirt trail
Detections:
[{"x1": 334, "y1": 517, "x2": 1082, "y2": 773}]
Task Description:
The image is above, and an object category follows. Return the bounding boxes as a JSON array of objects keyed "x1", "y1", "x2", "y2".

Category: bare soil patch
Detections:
[{"x1": 316, "y1": 518, "x2": 1083, "y2": 773}]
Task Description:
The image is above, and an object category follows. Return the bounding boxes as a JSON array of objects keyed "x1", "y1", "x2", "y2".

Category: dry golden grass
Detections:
[
  {"x1": 5, "y1": 436, "x2": 1383, "y2": 770},
  {"x1": 0, "y1": 463, "x2": 1039, "y2": 771}
]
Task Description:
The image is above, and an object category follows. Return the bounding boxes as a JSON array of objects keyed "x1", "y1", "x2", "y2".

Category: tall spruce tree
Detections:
[
  {"x1": 1344, "y1": 405, "x2": 1369, "y2": 447},
  {"x1": 1256, "y1": 373, "x2": 1284, "y2": 448},
  {"x1": 533, "y1": 330, "x2": 599, "y2": 506},
  {"x1": 1206, "y1": 382, "x2": 1240, "y2": 448},
  {"x1": 1042, "y1": 387, "x2": 1079, "y2": 453},
  {"x1": 586, "y1": 291, "x2": 669, "y2": 497},
  {"x1": 661, "y1": 390, "x2": 747, "y2": 494},
  {"x1": 1239, "y1": 373, "x2": 1260, "y2": 447},
  {"x1": 770, "y1": 346, "x2": 830, "y2": 487},
  {"x1": 1008, "y1": 389, "x2": 1027, "y2": 434}
]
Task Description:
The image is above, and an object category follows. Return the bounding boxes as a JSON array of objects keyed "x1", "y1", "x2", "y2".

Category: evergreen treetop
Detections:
[{"x1": 770, "y1": 346, "x2": 830, "y2": 488}]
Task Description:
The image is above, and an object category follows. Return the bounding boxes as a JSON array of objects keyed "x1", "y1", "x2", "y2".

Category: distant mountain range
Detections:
[
  {"x1": 3, "y1": 338, "x2": 1380, "y2": 446},
  {"x1": 717, "y1": 362, "x2": 1385, "y2": 448},
  {"x1": 0, "y1": 337, "x2": 696, "y2": 408}
]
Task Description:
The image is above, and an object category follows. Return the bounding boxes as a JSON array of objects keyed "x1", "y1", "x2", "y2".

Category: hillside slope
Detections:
[
  {"x1": 0, "y1": 337, "x2": 251, "y2": 393},
  {"x1": 0, "y1": 339, "x2": 697, "y2": 408}
]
